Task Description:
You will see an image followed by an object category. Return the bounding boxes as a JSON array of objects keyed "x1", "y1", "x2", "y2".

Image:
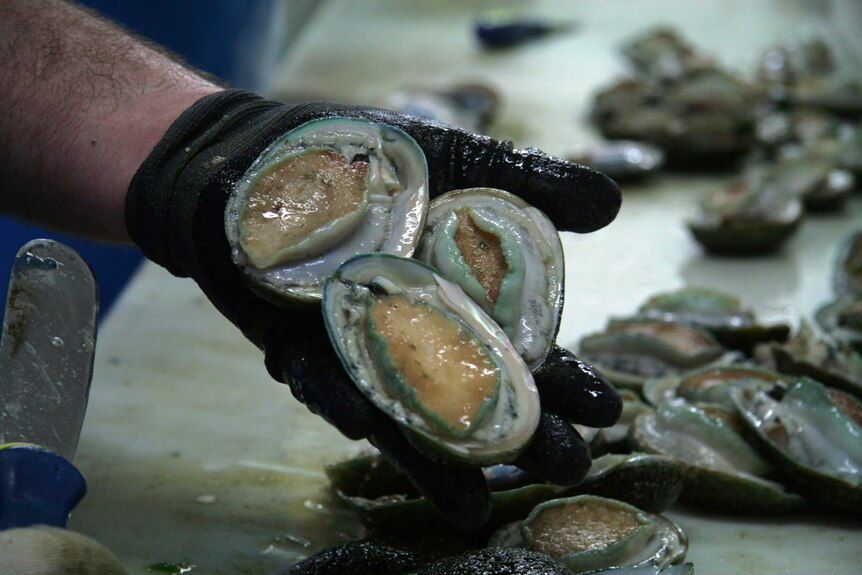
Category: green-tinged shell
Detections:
[
  {"x1": 629, "y1": 398, "x2": 807, "y2": 514},
  {"x1": 590, "y1": 78, "x2": 659, "y2": 132},
  {"x1": 573, "y1": 453, "x2": 685, "y2": 514},
  {"x1": 686, "y1": 179, "x2": 803, "y2": 256},
  {"x1": 815, "y1": 297, "x2": 862, "y2": 353},
  {"x1": 225, "y1": 117, "x2": 429, "y2": 306},
  {"x1": 833, "y1": 228, "x2": 862, "y2": 297},
  {"x1": 416, "y1": 188, "x2": 564, "y2": 370},
  {"x1": 325, "y1": 452, "x2": 417, "y2": 501},
  {"x1": 349, "y1": 483, "x2": 567, "y2": 538},
  {"x1": 488, "y1": 495, "x2": 687, "y2": 573},
  {"x1": 751, "y1": 155, "x2": 854, "y2": 212},
  {"x1": 578, "y1": 320, "x2": 726, "y2": 390},
  {"x1": 790, "y1": 72, "x2": 862, "y2": 117},
  {"x1": 759, "y1": 320, "x2": 862, "y2": 400},
  {"x1": 325, "y1": 449, "x2": 683, "y2": 535},
  {"x1": 637, "y1": 287, "x2": 752, "y2": 326},
  {"x1": 642, "y1": 363, "x2": 788, "y2": 408},
  {"x1": 632, "y1": 286, "x2": 790, "y2": 354},
  {"x1": 587, "y1": 390, "x2": 655, "y2": 456},
  {"x1": 328, "y1": 456, "x2": 566, "y2": 536},
  {"x1": 324, "y1": 254, "x2": 540, "y2": 465},
  {"x1": 731, "y1": 377, "x2": 862, "y2": 513}
]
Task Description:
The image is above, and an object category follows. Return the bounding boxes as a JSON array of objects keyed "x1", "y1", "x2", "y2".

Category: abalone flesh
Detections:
[
  {"x1": 225, "y1": 117, "x2": 429, "y2": 305},
  {"x1": 322, "y1": 253, "x2": 541, "y2": 465},
  {"x1": 416, "y1": 188, "x2": 564, "y2": 369}
]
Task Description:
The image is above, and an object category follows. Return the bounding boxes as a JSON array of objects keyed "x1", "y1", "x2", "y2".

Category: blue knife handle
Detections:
[{"x1": 0, "y1": 443, "x2": 87, "y2": 530}]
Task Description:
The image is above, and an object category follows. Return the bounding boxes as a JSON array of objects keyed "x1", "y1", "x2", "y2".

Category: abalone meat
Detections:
[
  {"x1": 225, "y1": 117, "x2": 429, "y2": 305},
  {"x1": 416, "y1": 188, "x2": 564, "y2": 369},
  {"x1": 322, "y1": 253, "x2": 541, "y2": 465}
]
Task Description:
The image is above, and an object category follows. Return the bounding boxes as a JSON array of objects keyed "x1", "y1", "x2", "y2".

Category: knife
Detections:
[{"x1": 0, "y1": 239, "x2": 99, "y2": 530}]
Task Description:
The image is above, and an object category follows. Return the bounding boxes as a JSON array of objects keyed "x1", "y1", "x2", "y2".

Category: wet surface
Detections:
[{"x1": 72, "y1": 1, "x2": 862, "y2": 573}]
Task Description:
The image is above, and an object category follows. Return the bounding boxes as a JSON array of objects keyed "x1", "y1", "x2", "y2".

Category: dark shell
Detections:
[
  {"x1": 573, "y1": 453, "x2": 685, "y2": 513},
  {"x1": 642, "y1": 363, "x2": 788, "y2": 408},
  {"x1": 686, "y1": 180, "x2": 803, "y2": 256},
  {"x1": 815, "y1": 297, "x2": 862, "y2": 354},
  {"x1": 325, "y1": 452, "x2": 566, "y2": 537},
  {"x1": 568, "y1": 140, "x2": 665, "y2": 181},
  {"x1": 756, "y1": 33, "x2": 835, "y2": 87},
  {"x1": 324, "y1": 449, "x2": 685, "y2": 535},
  {"x1": 590, "y1": 78, "x2": 660, "y2": 130},
  {"x1": 760, "y1": 321, "x2": 862, "y2": 400},
  {"x1": 631, "y1": 286, "x2": 790, "y2": 355},
  {"x1": 749, "y1": 155, "x2": 855, "y2": 213},
  {"x1": 789, "y1": 73, "x2": 862, "y2": 118},
  {"x1": 578, "y1": 320, "x2": 726, "y2": 390},
  {"x1": 591, "y1": 62, "x2": 759, "y2": 168},
  {"x1": 620, "y1": 27, "x2": 713, "y2": 82},
  {"x1": 629, "y1": 399, "x2": 807, "y2": 514},
  {"x1": 832, "y1": 229, "x2": 862, "y2": 298}
]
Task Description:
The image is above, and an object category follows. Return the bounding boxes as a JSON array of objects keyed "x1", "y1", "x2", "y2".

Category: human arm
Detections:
[
  {"x1": 0, "y1": 0, "x2": 220, "y2": 242},
  {"x1": 127, "y1": 92, "x2": 623, "y2": 528},
  {"x1": 1, "y1": 0, "x2": 624, "y2": 530}
]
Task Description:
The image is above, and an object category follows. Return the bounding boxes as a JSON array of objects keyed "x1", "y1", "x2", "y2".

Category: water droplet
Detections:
[
  {"x1": 261, "y1": 533, "x2": 312, "y2": 561},
  {"x1": 147, "y1": 562, "x2": 195, "y2": 574},
  {"x1": 303, "y1": 499, "x2": 337, "y2": 515},
  {"x1": 51, "y1": 336, "x2": 64, "y2": 348}
]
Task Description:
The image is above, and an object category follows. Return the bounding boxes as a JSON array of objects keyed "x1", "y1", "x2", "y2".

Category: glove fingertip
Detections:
[
  {"x1": 514, "y1": 412, "x2": 591, "y2": 486},
  {"x1": 534, "y1": 346, "x2": 623, "y2": 429},
  {"x1": 370, "y1": 422, "x2": 491, "y2": 532},
  {"x1": 499, "y1": 146, "x2": 622, "y2": 234}
]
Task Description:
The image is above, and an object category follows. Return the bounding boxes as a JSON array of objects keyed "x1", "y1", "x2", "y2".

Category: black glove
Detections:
[{"x1": 126, "y1": 90, "x2": 622, "y2": 530}]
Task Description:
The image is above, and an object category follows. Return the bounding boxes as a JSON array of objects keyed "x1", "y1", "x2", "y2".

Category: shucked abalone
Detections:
[
  {"x1": 323, "y1": 253, "x2": 541, "y2": 465},
  {"x1": 416, "y1": 188, "x2": 564, "y2": 369},
  {"x1": 225, "y1": 117, "x2": 429, "y2": 305}
]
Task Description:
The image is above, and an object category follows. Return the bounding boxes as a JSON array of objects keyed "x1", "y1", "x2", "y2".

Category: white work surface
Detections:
[{"x1": 71, "y1": 1, "x2": 861, "y2": 573}]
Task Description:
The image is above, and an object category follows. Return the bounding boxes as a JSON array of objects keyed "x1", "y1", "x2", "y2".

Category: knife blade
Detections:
[{"x1": 0, "y1": 239, "x2": 99, "y2": 529}]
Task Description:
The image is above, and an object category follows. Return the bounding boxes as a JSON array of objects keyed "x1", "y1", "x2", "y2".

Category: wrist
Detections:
[{"x1": 97, "y1": 83, "x2": 222, "y2": 242}]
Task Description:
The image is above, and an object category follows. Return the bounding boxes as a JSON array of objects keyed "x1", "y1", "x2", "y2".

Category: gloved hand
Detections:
[{"x1": 126, "y1": 90, "x2": 623, "y2": 530}]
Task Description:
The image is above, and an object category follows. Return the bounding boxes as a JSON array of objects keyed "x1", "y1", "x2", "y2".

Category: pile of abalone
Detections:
[
  {"x1": 585, "y1": 27, "x2": 862, "y2": 255},
  {"x1": 224, "y1": 115, "x2": 699, "y2": 574},
  {"x1": 221, "y1": 77, "x2": 862, "y2": 575},
  {"x1": 304, "y1": 270, "x2": 862, "y2": 572},
  {"x1": 574, "y1": 238, "x2": 862, "y2": 518}
]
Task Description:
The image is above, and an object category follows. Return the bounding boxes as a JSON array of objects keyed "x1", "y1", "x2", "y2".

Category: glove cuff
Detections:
[{"x1": 125, "y1": 89, "x2": 264, "y2": 276}]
